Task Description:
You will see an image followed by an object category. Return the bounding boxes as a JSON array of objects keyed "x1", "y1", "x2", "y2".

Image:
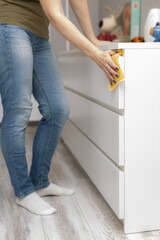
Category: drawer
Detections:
[
  {"x1": 58, "y1": 53, "x2": 124, "y2": 110},
  {"x1": 66, "y1": 89, "x2": 124, "y2": 166},
  {"x1": 62, "y1": 119, "x2": 124, "y2": 219}
]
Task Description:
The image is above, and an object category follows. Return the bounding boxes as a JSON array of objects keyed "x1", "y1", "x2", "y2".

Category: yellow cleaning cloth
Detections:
[{"x1": 109, "y1": 49, "x2": 125, "y2": 91}]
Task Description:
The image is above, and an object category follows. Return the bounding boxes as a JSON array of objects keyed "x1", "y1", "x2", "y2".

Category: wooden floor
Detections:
[{"x1": 0, "y1": 124, "x2": 160, "y2": 240}]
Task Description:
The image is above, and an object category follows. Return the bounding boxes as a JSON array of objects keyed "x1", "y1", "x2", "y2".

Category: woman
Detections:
[{"x1": 0, "y1": 0, "x2": 119, "y2": 215}]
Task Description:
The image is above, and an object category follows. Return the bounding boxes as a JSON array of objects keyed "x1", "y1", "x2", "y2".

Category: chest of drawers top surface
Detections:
[{"x1": 98, "y1": 42, "x2": 160, "y2": 50}]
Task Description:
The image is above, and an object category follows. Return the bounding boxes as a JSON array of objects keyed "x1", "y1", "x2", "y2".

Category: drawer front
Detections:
[
  {"x1": 62, "y1": 120, "x2": 124, "y2": 219},
  {"x1": 58, "y1": 54, "x2": 124, "y2": 110},
  {"x1": 66, "y1": 89, "x2": 124, "y2": 166}
]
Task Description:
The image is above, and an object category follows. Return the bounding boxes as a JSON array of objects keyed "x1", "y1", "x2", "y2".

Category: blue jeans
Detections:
[{"x1": 0, "y1": 20, "x2": 70, "y2": 198}]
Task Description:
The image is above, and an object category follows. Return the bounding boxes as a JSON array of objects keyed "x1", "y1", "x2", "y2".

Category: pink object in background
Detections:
[{"x1": 97, "y1": 32, "x2": 117, "y2": 42}]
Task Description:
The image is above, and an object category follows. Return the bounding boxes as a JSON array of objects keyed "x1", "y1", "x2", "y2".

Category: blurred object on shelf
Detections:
[
  {"x1": 149, "y1": 22, "x2": 160, "y2": 42},
  {"x1": 130, "y1": 0, "x2": 141, "y2": 40},
  {"x1": 97, "y1": 32, "x2": 117, "y2": 42},
  {"x1": 131, "y1": 36, "x2": 144, "y2": 42},
  {"x1": 98, "y1": 3, "x2": 132, "y2": 42},
  {"x1": 98, "y1": 5, "x2": 123, "y2": 42},
  {"x1": 98, "y1": 1, "x2": 144, "y2": 43},
  {"x1": 144, "y1": 9, "x2": 160, "y2": 42},
  {"x1": 122, "y1": 2, "x2": 131, "y2": 42}
]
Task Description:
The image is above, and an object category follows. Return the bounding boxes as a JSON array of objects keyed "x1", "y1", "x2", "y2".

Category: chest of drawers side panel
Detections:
[{"x1": 124, "y1": 48, "x2": 160, "y2": 233}]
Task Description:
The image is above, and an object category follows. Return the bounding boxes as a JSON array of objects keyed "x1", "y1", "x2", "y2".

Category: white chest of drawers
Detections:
[{"x1": 58, "y1": 42, "x2": 160, "y2": 234}]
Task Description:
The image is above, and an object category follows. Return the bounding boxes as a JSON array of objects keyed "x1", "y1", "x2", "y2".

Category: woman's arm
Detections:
[
  {"x1": 68, "y1": 0, "x2": 108, "y2": 46},
  {"x1": 39, "y1": 0, "x2": 119, "y2": 84}
]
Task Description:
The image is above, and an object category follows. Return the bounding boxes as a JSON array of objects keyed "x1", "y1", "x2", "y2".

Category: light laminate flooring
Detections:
[{"x1": 0, "y1": 123, "x2": 160, "y2": 240}]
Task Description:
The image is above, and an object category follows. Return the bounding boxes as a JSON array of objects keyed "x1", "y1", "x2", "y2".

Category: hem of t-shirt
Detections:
[{"x1": 0, "y1": 17, "x2": 49, "y2": 40}]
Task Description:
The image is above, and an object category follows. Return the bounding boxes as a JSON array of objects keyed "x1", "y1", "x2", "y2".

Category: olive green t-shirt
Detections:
[{"x1": 0, "y1": 0, "x2": 50, "y2": 39}]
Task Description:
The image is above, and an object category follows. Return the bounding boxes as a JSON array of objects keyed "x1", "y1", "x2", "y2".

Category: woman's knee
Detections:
[
  {"x1": 17, "y1": 105, "x2": 33, "y2": 126},
  {"x1": 42, "y1": 100, "x2": 70, "y2": 124},
  {"x1": 53, "y1": 101, "x2": 70, "y2": 122},
  {"x1": 60, "y1": 100, "x2": 70, "y2": 119},
  {"x1": 4, "y1": 99, "x2": 33, "y2": 129}
]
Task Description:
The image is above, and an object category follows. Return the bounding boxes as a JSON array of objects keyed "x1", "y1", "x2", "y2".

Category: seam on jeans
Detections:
[
  {"x1": 34, "y1": 181, "x2": 50, "y2": 191},
  {"x1": 17, "y1": 187, "x2": 35, "y2": 198},
  {"x1": 33, "y1": 65, "x2": 54, "y2": 188},
  {"x1": 3, "y1": 24, "x2": 22, "y2": 195},
  {"x1": 2, "y1": 24, "x2": 12, "y2": 116},
  {"x1": 33, "y1": 36, "x2": 41, "y2": 44},
  {"x1": 32, "y1": 35, "x2": 48, "y2": 44}
]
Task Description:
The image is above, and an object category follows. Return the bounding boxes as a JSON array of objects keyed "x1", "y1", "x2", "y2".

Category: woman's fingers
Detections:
[
  {"x1": 94, "y1": 49, "x2": 119, "y2": 84},
  {"x1": 108, "y1": 56, "x2": 119, "y2": 72},
  {"x1": 104, "y1": 50, "x2": 119, "y2": 71},
  {"x1": 106, "y1": 64, "x2": 119, "y2": 78},
  {"x1": 105, "y1": 68, "x2": 115, "y2": 84},
  {"x1": 108, "y1": 49, "x2": 117, "y2": 55}
]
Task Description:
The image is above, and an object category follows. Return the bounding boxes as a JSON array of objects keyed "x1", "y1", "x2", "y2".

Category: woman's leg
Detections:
[
  {"x1": 0, "y1": 23, "x2": 35, "y2": 198},
  {"x1": 0, "y1": 23, "x2": 56, "y2": 215},
  {"x1": 29, "y1": 38, "x2": 74, "y2": 196}
]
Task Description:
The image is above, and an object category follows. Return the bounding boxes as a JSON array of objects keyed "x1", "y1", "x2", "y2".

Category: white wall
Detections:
[
  {"x1": 69, "y1": 0, "x2": 99, "y2": 50},
  {"x1": 49, "y1": 0, "x2": 66, "y2": 55},
  {"x1": 99, "y1": 0, "x2": 160, "y2": 37}
]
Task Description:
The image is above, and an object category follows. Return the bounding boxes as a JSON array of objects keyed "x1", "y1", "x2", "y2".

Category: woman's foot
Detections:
[
  {"x1": 36, "y1": 183, "x2": 75, "y2": 197},
  {"x1": 16, "y1": 191, "x2": 56, "y2": 215}
]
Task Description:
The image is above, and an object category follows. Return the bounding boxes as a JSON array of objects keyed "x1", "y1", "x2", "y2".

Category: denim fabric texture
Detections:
[{"x1": 0, "y1": 20, "x2": 70, "y2": 198}]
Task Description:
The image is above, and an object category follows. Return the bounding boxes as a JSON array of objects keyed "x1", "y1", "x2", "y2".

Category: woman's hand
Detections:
[
  {"x1": 93, "y1": 48, "x2": 119, "y2": 85},
  {"x1": 90, "y1": 38, "x2": 119, "y2": 84}
]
